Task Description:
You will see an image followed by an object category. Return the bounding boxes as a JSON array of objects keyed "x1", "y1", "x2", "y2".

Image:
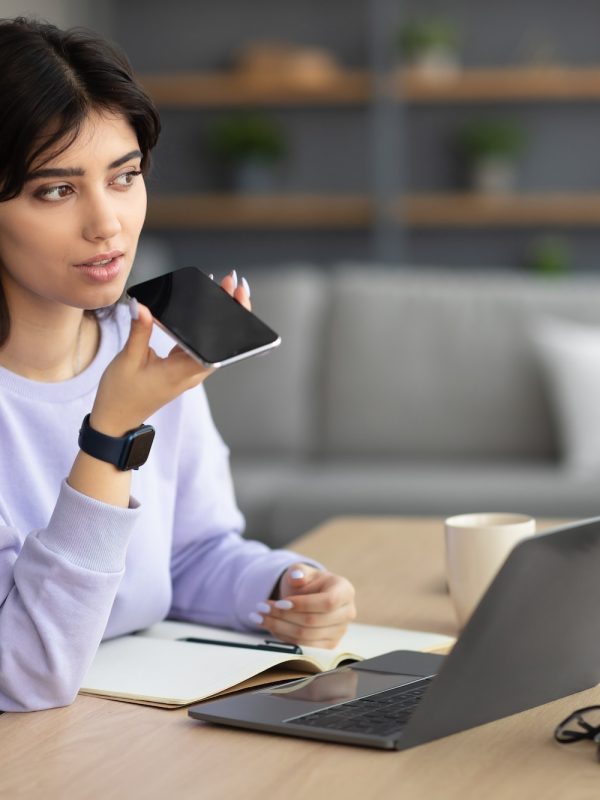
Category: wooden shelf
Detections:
[
  {"x1": 399, "y1": 66, "x2": 600, "y2": 102},
  {"x1": 145, "y1": 194, "x2": 372, "y2": 228},
  {"x1": 138, "y1": 70, "x2": 370, "y2": 107},
  {"x1": 145, "y1": 192, "x2": 600, "y2": 229},
  {"x1": 138, "y1": 66, "x2": 600, "y2": 107},
  {"x1": 399, "y1": 192, "x2": 600, "y2": 226}
]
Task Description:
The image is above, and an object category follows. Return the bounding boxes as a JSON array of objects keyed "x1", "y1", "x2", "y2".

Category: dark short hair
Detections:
[
  {"x1": 0, "y1": 17, "x2": 160, "y2": 200},
  {"x1": 0, "y1": 17, "x2": 161, "y2": 344}
]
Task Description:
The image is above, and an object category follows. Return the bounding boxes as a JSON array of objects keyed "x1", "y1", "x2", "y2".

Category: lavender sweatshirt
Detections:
[{"x1": 0, "y1": 304, "x2": 316, "y2": 712}]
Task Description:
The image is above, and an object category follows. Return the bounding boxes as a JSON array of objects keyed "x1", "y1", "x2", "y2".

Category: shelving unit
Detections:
[{"x1": 141, "y1": 65, "x2": 600, "y2": 233}]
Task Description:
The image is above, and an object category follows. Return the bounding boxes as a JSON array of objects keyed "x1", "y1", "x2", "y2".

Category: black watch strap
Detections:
[{"x1": 78, "y1": 414, "x2": 155, "y2": 471}]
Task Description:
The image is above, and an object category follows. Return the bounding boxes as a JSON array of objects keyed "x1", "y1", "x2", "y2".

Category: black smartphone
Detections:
[{"x1": 127, "y1": 267, "x2": 281, "y2": 368}]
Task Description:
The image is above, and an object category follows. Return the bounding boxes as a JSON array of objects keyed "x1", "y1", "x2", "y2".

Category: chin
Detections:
[
  {"x1": 78, "y1": 294, "x2": 121, "y2": 314},
  {"x1": 87, "y1": 279, "x2": 129, "y2": 310}
]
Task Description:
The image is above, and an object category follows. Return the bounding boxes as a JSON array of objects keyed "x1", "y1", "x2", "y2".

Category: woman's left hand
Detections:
[{"x1": 255, "y1": 564, "x2": 357, "y2": 649}]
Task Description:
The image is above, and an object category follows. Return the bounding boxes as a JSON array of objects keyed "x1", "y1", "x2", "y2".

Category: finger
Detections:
[
  {"x1": 233, "y1": 280, "x2": 251, "y2": 311},
  {"x1": 262, "y1": 607, "x2": 350, "y2": 635},
  {"x1": 280, "y1": 564, "x2": 321, "y2": 597},
  {"x1": 220, "y1": 270, "x2": 238, "y2": 297},
  {"x1": 262, "y1": 620, "x2": 346, "y2": 648},
  {"x1": 277, "y1": 575, "x2": 354, "y2": 612},
  {"x1": 125, "y1": 299, "x2": 154, "y2": 361},
  {"x1": 166, "y1": 342, "x2": 201, "y2": 368},
  {"x1": 261, "y1": 617, "x2": 348, "y2": 648},
  {"x1": 164, "y1": 348, "x2": 214, "y2": 384},
  {"x1": 264, "y1": 603, "x2": 354, "y2": 628}
]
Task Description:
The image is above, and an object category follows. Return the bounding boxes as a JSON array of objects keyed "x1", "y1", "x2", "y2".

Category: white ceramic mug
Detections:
[{"x1": 444, "y1": 512, "x2": 536, "y2": 629}]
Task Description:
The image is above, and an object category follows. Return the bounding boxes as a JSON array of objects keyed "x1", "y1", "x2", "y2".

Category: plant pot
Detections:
[
  {"x1": 407, "y1": 46, "x2": 460, "y2": 77},
  {"x1": 469, "y1": 156, "x2": 518, "y2": 194}
]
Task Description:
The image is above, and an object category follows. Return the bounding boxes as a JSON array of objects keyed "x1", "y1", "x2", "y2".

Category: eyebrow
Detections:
[{"x1": 24, "y1": 149, "x2": 143, "y2": 181}]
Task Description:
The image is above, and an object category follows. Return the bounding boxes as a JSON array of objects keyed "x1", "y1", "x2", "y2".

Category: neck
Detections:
[{"x1": 0, "y1": 308, "x2": 99, "y2": 382}]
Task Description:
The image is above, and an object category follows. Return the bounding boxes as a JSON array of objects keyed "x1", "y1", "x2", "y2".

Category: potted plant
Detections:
[
  {"x1": 396, "y1": 18, "x2": 460, "y2": 75},
  {"x1": 206, "y1": 113, "x2": 288, "y2": 194},
  {"x1": 526, "y1": 235, "x2": 572, "y2": 276},
  {"x1": 456, "y1": 118, "x2": 527, "y2": 193}
]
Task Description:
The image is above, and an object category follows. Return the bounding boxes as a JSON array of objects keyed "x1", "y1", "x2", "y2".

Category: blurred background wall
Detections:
[
  {"x1": 122, "y1": 0, "x2": 600, "y2": 274},
  {"x1": 5, "y1": 0, "x2": 600, "y2": 275},
  {"x1": 0, "y1": 0, "x2": 109, "y2": 33}
]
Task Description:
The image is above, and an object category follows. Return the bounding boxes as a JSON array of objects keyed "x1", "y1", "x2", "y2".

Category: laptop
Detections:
[{"x1": 189, "y1": 516, "x2": 600, "y2": 750}]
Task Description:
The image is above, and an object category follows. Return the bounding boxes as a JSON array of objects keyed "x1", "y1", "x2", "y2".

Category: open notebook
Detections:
[{"x1": 80, "y1": 620, "x2": 455, "y2": 708}]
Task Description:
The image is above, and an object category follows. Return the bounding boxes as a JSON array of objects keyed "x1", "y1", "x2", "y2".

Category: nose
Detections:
[{"x1": 81, "y1": 189, "x2": 122, "y2": 242}]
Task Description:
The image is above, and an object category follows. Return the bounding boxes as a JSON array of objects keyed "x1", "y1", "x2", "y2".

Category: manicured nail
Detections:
[
  {"x1": 290, "y1": 569, "x2": 305, "y2": 580},
  {"x1": 230, "y1": 269, "x2": 238, "y2": 289},
  {"x1": 248, "y1": 611, "x2": 264, "y2": 625},
  {"x1": 208, "y1": 273, "x2": 214, "y2": 280},
  {"x1": 241, "y1": 276, "x2": 251, "y2": 297},
  {"x1": 256, "y1": 602, "x2": 271, "y2": 614},
  {"x1": 128, "y1": 297, "x2": 139, "y2": 320},
  {"x1": 274, "y1": 600, "x2": 294, "y2": 610}
]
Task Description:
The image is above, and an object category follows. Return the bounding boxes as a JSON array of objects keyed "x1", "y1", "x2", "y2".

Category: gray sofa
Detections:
[
  {"x1": 204, "y1": 267, "x2": 600, "y2": 546},
  {"x1": 132, "y1": 243, "x2": 600, "y2": 547}
]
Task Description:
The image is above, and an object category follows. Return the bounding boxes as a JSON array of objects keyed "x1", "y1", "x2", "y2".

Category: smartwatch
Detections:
[{"x1": 78, "y1": 414, "x2": 155, "y2": 471}]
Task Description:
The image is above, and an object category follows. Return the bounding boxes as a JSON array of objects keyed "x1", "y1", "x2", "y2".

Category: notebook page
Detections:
[{"x1": 81, "y1": 636, "x2": 296, "y2": 705}]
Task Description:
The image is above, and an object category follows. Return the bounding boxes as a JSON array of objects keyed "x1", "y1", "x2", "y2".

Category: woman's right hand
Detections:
[
  {"x1": 69, "y1": 273, "x2": 249, "y2": 506},
  {"x1": 91, "y1": 273, "x2": 250, "y2": 436}
]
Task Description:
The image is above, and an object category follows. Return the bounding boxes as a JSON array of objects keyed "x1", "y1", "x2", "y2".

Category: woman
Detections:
[{"x1": 0, "y1": 17, "x2": 356, "y2": 712}]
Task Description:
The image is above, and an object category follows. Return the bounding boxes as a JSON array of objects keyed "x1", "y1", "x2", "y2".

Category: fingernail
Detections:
[
  {"x1": 128, "y1": 297, "x2": 139, "y2": 320},
  {"x1": 256, "y1": 602, "x2": 271, "y2": 614},
  {"x1": 230, "y1": 269, "x2": 238, "y2": 289},
  {"x1": 208, "y1": 273, "x2": 214, "y2": 280},
  {"x1": 290, "y1": 569, "x2": 305, "y2": 580},
  {"x1": 274, "y1": 600, "x2": 294, "y2": 610},
  {"x1": 241, "y1": 276, "x2": 251, "y2": 297},
  {"x1": 248, "y1": 612, "x2": 264, "y2": 625}
]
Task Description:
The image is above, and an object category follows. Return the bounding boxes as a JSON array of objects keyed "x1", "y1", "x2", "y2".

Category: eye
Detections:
[
  {"x1": 34, "y1": 184, "x2": 74, "y2": 202},
  {"x1": 112, "y1": 169, "x2": 142, "y2": 188}
]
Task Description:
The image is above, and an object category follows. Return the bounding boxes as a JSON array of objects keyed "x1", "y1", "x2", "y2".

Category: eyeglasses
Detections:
[{"x1": 555, "y1": 706, "x2": 600, "y2": 761}]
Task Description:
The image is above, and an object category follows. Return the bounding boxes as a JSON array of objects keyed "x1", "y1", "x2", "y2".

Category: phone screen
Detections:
[{"x1": 127, "y1": 267, "x2": 280, "y2": 367}]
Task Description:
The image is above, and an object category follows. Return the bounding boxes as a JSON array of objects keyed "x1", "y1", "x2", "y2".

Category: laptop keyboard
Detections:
[{"x1": 286, "y1": 678, "x2": 432, "y2": 738}]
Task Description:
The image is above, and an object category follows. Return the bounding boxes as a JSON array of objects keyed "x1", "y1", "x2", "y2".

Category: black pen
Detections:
[{"x1": 178, "y1": 637, "x2": 302, "y2": 655}]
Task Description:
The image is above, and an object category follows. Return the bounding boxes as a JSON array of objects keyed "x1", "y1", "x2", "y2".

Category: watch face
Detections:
[{"x1": 123, "y1": 428, "x2": 155, "y2": 470}]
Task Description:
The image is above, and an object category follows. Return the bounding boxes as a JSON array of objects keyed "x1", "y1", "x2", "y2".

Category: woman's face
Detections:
[{"x1": 0, "y1": 110, "x2": 147, "y2": 314}]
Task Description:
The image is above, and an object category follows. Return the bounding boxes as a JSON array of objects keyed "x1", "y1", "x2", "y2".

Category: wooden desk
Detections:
[{"x1": 2, "y1": 517, "x2": 598, "y2": 800}]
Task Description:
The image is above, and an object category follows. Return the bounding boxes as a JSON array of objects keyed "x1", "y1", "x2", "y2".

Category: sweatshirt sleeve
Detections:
[
  {"x1": 0, "y1": 480, "x2": 140, "y2": 712},
  {"x1": 169, "y1": 387, "x2": 323, "y2": 631}
]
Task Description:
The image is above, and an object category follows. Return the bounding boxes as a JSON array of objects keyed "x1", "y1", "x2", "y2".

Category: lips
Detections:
[
  {"x1": 74, "y1": 252, "x2": 124, "y2": 283},
  {"x1": 75, "y1": 250, "x2": 124, "y2": 267}
]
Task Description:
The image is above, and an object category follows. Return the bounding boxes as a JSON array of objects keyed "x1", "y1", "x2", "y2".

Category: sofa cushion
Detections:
[
  {"x1": 321, "y1": 269, "x2": 600, "y2": 460},
  {"x1": 532, "y1": 316, "x2": 600, "y2": 474},
  {"x1": 205, "y1": 267, "x2": 327, "y2": 456},
  {"x1": 262, "y1": 460, "x2": 600, "y2": 546}
]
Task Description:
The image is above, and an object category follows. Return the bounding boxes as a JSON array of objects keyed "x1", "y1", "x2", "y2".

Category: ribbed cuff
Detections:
[
  {"x1": 36, "y1": 479, "x2": 141, "y2": 573},
  {"x1": 235, "y1": 549, "x2": 324, "y2": 630}
]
